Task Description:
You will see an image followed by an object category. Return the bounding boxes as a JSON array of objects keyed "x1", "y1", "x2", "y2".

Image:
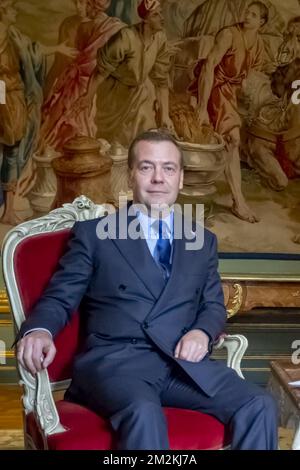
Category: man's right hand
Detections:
[{"x1": 17, "y1": 331, "x2": 56, "y2": 376}]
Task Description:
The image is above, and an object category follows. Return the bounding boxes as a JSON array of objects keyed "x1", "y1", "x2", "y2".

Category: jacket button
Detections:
[
  {"x1": 131, "y1": 338, "x2": 137, "y2": 344},
  {"x1": 142, "y1": 322, "x2": 149, "y2": 329},
  {"x1": 119, "y1": 284, "x2": 127, "y2": 291}
]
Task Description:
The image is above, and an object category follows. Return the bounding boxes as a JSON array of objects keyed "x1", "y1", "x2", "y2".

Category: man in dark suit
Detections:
[{"x1": 17, "y1": 129, "x2": 278, "y2": 450}]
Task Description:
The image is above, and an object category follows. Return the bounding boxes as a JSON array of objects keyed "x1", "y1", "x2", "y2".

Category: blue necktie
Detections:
[{"x1": 153, "y1": 219, "x2": 171, "y2": 280}]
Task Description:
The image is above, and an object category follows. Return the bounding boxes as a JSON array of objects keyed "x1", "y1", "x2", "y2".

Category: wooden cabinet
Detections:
[{"x1": 223, "y1": 277, "x2": 300, "y2": 317}]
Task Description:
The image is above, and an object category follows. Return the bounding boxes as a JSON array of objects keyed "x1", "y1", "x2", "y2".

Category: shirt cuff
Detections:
[
  {"x1": 196, "y1": 328, "x2": 213, "y2": 354},
  {"x1": 24, "y1": 328, "x2": 53, "y2": 338}
]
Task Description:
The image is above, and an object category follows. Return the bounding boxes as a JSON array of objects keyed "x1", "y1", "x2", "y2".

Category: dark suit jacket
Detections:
[{"x1": 20, "y1": 207, "x2": 227, "y2": 397}]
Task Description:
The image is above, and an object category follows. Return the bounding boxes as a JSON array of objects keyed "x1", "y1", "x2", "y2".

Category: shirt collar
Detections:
[{"x1": 134, "y1": 206, "x2": 174, "y2": 239}]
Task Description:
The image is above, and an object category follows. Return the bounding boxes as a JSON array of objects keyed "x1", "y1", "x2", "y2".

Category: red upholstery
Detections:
[
  {"x1": 14, "y1": 230, "x2": 81, "y2": 382},
  {"x1": 26, "y1": 403, "x2": 229, "y2": 450},
  {"x1": 14, "y1": 230, "x2": 71, "y2": 314},
  {"x1": 14, "y1": 229, "x2": 230, "y2": 450}
]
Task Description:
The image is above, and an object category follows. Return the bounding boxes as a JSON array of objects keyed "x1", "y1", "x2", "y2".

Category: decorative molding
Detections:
[
  {"x1": 214, "y1": 334, "x2": 248, "y2": 378},
  {"x1": 35, "y1": 369, "x2": 66, "y2": 435},
  {"x1": 228, "y1": 323, "x2": 300, "y2": 330},
  {"x1": 0, "y1": 319, "x2": 13, "y2": 326},
  {"x1": 0, "y1": 290, "x2": 10, "y2": 313},
  {"x1": 214, "y1": 354, "x2": 292, "y2": 361},
  {"x1": 226, "y1": 283, "x2": 243, "y2": 318},
  {"x1": 0, "y1": 351, "x2": 14, "y2": 359},
  {"x1": 221, "y1": 274, "x2": 300, "y2": 282},
  {"x1": 240, "y1": 355, "x2": 292, "y2": 361},
  {"x1": 223, "y1": 279, "x2": 300, "y2": 315}
]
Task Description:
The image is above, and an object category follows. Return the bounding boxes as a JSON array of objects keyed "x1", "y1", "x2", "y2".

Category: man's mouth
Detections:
[{"x1": 148, "y1": 191, "x2": 167, "y2": 194}]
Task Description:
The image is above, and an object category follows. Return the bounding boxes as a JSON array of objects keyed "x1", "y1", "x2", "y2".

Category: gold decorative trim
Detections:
[
  {"x1": 0, "y1": 351, "x2": 15, "y2": 359},
  {"x1": 221, "y1": 274, "x2": 300, "y2": 282},
  {"x1": 228, "y1": 323, "x2": 300, "y2": 329},
  {"x1": 0, "y1": 320, "x2": 13, "y2": 326},
  {"x1": 240, "y1": 355, "x2": 292, "y2": 360},
  {"x1": 213, "y1": 355, "x2": 292, "y2": 361},
  {"x1": 226, "y1": 283, "x2": 243, "y2": 319},
  {"x1": 0, "y1": 290, "x2": 10, "y2": 313}
]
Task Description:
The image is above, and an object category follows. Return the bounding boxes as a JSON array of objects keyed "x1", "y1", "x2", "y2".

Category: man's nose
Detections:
[{"x1": 151, "y1": 167, "x2": 164, "y2": 183}]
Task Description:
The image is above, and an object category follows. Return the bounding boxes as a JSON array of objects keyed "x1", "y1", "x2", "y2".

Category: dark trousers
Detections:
[{"x1": 66, "y1": 361, "x2": 278, "y2": 450}]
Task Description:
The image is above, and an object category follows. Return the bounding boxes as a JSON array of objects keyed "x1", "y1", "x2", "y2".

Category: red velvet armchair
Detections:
[{"x1": 2, "y1": 196, "x2": 248, "y2": 450}]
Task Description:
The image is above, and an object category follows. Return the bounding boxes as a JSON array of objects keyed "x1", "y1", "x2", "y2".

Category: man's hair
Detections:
[
  {"x1": 248, "y1": 1, "x2": 269, "y2": 26},
  {"x1": 128, "y1": 129, "x2": 184, "y2": 170}
]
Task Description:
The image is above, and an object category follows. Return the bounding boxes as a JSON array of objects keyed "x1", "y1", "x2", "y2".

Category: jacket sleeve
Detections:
[
  {"x1": 19, "y1": 221, "x2": 94, "y2": 338},
  {"x1": 190, "y1": 233, "x2": 227, "y2": 343}
]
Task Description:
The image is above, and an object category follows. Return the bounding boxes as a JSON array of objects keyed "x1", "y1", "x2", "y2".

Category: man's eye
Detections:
[
  {"x1": 164, "y1": 167, "x2": 176, "y2": 174},
  {"x1": 140, "y1": 165, "x2": 152, "y2": 172}
]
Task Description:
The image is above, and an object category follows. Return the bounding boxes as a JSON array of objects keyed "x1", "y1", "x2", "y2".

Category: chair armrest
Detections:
[
  {"x1": 19, "y1": 363, "x2": 66, "y2": 436},
  {"x1": 213, "y1": 334, "x2": 248, "y2": 379},
  {"x1": 35, "y1": 369, "x2": 66, "y2": 435}
]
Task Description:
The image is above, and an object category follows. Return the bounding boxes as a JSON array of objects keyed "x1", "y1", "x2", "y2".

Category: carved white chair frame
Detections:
[{"x1": 2, "y1": 195, "x2": 248, "y2": 449}]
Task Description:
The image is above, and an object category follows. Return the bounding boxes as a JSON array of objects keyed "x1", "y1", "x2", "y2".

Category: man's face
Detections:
[
  {"x1": 243, "y1": 5, "x2": 264, "y2": 30},
  {"x1": 145, "y1": 8, "x2": 164, "y2": 32},
  {"x1": 129, "y1": 140, "x2": 183, "y2": 213}
]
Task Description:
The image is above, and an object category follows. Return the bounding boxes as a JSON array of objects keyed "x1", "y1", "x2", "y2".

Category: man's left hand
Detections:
[{"x1": 174, "y1": 329, "x2": 209, "y2": 362}]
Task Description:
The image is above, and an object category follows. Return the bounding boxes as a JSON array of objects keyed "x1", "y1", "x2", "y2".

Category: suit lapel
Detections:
[
  {"x1": 144, "y1": 213, "x2": 199, "y2": 322},
  {"x1": 108, "y1": 205, "x2": 166, "y2": 299}
]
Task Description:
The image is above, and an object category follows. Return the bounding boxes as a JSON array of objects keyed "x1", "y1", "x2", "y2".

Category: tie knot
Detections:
[{"x1": 152, "y1": 219, "x2": 169, "y2": 239}]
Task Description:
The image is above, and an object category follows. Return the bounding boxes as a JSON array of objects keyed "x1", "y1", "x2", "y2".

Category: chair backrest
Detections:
[{"x1": 2, "y1": 196, "x2": 108, "y2": 385}]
